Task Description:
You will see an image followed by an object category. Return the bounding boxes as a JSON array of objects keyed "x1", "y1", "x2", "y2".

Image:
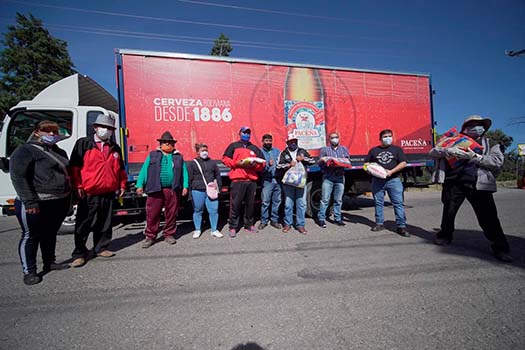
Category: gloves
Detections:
[{"x1": 446, "y1": 146, "x2": 471, "y2": 159}]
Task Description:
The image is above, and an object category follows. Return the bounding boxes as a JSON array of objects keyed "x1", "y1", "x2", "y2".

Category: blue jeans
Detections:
[
  {"x1": 318, "y1": 175, "x2": 345, "y2": 222},
  {"x1": 191, "y1": 190, "x2": 219, "y2": 231},
  {"x1": 371, "y1": 177, "x2": 406, "y2": 227},
  {"x1": 283, "y1": 184, "x2": 307, "y2": 228},
  {"x1": 261, "y1": 179, "x2": 282, "y2": 224}
]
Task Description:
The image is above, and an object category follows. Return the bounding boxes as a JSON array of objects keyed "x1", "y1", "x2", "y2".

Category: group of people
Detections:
[{"x1": 9, "y1": 114, "x2": 512, "y2": 286}]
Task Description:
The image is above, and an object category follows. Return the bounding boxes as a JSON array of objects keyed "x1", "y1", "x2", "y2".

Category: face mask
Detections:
[
  {"x1": 382, "y1": 136, "x2": 393, "y2": 146},
  {"x1": 41, "y1": 134, "x2": 59, "y2": 145},
  {"x1": 161, "y1": 144, "x2": 174, "y2": 153},
  {"x1": 96, "y1": 127, "x2": 112, "y2": 141},
  {"x1": 288, "y1": 143, "x2": 298, "y2": 151},
  {"x1": 240, "y1": 133, "x2": 251, "y2": 142},
  {"x1": 330, "y1": 137, "x2": 339, "y2": 146},
  {"x1": 464, "y1": 125, "x2": 485, "y2": 138},
  {"x1": 200, "y1": 151, "x2": 209, "y2": 159},
  {"x1": 263, "y1": 143, "x2": 272, "y2": 151}
]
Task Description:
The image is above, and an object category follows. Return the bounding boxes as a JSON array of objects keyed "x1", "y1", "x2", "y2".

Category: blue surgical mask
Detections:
[
  {"x1": 41, "y1": 135, "x2": 59, "y2": 145},
  {"x1": 464, "y1": 126, "x2": 485, "y2": 138},
  {"x1": 382, "y1": 136, "x2": 393, "y2": 146},
  {"x1": 288, "y1": 143, "x2": 298, "y2": 151},
  {"x1": 240, "y1": 133, "x2": 251, "y2": 142}
]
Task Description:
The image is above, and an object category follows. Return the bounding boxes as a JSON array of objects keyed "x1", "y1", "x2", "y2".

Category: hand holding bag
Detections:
[
  {"x1": 193, "y1": 159, "x2": 219, "y2": 200},
  {"x1": 282, "y1": 162, "x2": 307, "y2": 188}
]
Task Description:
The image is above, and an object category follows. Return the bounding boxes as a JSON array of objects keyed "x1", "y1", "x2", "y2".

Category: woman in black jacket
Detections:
[
  {"x1": 188, "y1": 143, "x2": 223, "y2": 239},
  {"x1": 10, "y1": 120, "x2": 71, "y2": 285}
]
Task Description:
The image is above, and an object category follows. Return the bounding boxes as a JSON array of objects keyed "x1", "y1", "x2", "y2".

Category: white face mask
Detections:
[
  {"x1": 330, "y1": 137, "x2": 339, "y2": 146},
  {"x1": 382, "y1": 136, "x2": 393, "y2": 146},
  {"x1": 200, "y1": 151, "x2": 209, "y2": 159},
  {"x1": 96, "y1": 127, "x2": 113, "y2": 141}
]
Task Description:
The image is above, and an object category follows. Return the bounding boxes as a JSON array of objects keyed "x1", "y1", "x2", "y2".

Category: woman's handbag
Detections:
[{"x1": 193, "y1": 159, "x2": 219, "y2": 200}]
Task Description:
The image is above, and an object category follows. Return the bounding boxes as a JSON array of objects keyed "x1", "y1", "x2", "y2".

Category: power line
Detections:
[
  {"x1": 177, "y1": 0, "x2": 388, "y2": 25},
  {"x1": 0, "y1": 16, "x2": 415, "y2": 58},
  {"x1": 6, "y1": 0, "x2": 348, "y2": 38}
]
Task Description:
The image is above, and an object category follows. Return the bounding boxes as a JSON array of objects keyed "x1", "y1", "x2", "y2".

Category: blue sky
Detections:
[{"x1": 1, "y1": 0, "x2": 524, "y2": 148}]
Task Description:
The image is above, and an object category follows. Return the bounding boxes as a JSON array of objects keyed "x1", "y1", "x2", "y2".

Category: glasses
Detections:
[{"x1": 163, "y1": 142, "x2": 175, "y2": 146}]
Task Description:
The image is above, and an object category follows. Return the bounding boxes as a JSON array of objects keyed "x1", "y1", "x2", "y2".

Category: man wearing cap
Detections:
[
  {"x1": 135, "y1": 131, "x2": 189, "y2": 248},
  {"x1": 317, "y1": 131, "x2": 351, "y2": 228},
  {"x1": 258, "y1": 133, "x2": 282, "y2": 230},
  {"x1": 222, "y1": 126, "x2": 266, "y2": 237},
  {"x1": 429, "y1": 115, "x2": 512, "y2": 262},
  {"x1": 277, "y1": 135, "x2": 316, "y2": 234},
  {"x1": 69, "y1": 113, "x2": 127, "y2": 267}
]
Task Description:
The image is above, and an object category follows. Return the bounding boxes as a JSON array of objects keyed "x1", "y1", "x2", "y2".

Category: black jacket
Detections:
[
  {"x1": 188, "y1": 158, "x2": 222, "y2": 191},
  {"x1": 10, "y1": 141, "x2": 70, "y2": 209}
]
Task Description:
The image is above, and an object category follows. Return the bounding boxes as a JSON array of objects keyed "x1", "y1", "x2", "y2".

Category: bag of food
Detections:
[
  {"x1": 282, "y1": 162, "x2": 307, "y2": 188},
  {"x1": 437, "y1": 127, "x2": 484, "y2": 168},
  {"x1": 363, "y1": 162, "x2": 388, "y2": 179},
  {"x1": 324, "y1": 157, "x2": 352, "y2": 169}
]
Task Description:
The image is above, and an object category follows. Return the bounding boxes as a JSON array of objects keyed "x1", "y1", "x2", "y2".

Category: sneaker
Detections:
[
  {"x1": 97, "y1": 250, "x2": 116, "y2": 258},
  {"x1": 165, "y1": 236, "x2": 177, "y2": 245},
  {"x1": 371, "y1": 224, "x2": 384, "y2": 232},
  {"x1": 23, "y1": 273, "x2": 42, "y2": 286},
  {"x1": 142, "y1": 239, "x2": 155, "y2": 249},
  {"x1": 192, "y1": 230, "x2": 202, "y2": 239},
  {"x1": 244, "y1": 226, "x2": 258, "y2": 234},
  {"x1": 258, "y1": 222, "x2": 268, "y2": 230},
  {"x1": 434, "y1": 237, "x2": 452, "y2": 246},
  {"x1": 211, "y1": 230, "x2": 223, "y2": 238},
  {"x1": 493, "y1": 250, "x2": 513, "y2": 263},
  {"x1": 229, "y1": 229, "x2": 237, "y2": 238},
  {"x1": 43, "y1": 262, "x2": 70, "y2": 272},
  {"x1": 335, "y1": 221, "x2": 346, "y2": 227},
  {"x1": 396, "y1": 227, "x2": 410, "y2": 237},
  {"x1": 317, "y1": 220, "x2": 327, "y2": 228},
  {"x1": 71, "y1": 257, "x2": 86, "y2": 268},
  {"x1": 282, "y1": 225, "x2": 291, "y2": 233},
  {"x1": 270, "y1": 222, "x2": 282, "y2": 230}
]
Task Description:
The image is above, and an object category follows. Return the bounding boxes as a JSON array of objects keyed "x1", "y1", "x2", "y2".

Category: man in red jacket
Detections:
[
  {"x1": 69, "y1": 113, "x2": 127, "y2": 267},
  {"x1": 222, "y1": 126, "x2": 266, "y2": 237}
]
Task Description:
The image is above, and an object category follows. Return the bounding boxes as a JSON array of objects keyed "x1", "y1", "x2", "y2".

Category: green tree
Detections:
[
  {"x1": 210, "y1": 33, "x2": 233, "y2": 57},
  {"x1": 0, "y1": 13, "x2": 75, "y2": 115}
]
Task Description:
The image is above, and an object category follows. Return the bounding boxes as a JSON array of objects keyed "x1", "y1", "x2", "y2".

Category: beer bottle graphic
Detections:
[{"x1": 284, "y1": 67, "x2": 326, "y2": 155}]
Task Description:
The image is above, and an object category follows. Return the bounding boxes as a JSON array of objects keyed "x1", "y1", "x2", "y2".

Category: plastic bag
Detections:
[
  {"x1": 206, "y1": 180, "x2": 219, "y2": 200},
  {"x1": 363, "y1": 162, "x2": 388, "y2": 179},
  {"x1": 282, "y1": 162, "x2": 307, "y2": 188}
]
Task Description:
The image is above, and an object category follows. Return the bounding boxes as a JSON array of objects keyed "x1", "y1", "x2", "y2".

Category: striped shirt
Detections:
[{"x1": 320, "y1": 145, "x2": 351, "y2": 177}]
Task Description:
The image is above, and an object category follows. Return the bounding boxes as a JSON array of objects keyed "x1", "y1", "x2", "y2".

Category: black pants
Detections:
[
  {"x1": 73, "y1": 192, "x2": 114, "y2": 258},
  {"x1": 15, "y1": 197, "x2": 70, "y2": 274},
  {"x1": 229, "y1": 181, "x2": 257, "y2": 230},
  {"x1": 438, "y1": 181, "x2": 509, "y2": 253}
]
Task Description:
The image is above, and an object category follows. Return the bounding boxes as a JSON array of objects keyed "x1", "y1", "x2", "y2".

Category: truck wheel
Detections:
[
  {"x1": 58, "y1": 205, "x2": 77, "y2": 235},
  {"x1": 306, "y1": 180, "x2": 323, "y2": 218}
]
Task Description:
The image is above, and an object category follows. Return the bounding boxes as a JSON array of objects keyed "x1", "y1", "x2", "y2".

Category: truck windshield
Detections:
[{"x1": 7, "y1": 110, "x2": 73, "y2": 156}]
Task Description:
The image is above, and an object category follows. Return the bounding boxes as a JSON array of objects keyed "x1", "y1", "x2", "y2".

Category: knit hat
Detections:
[{"x1": 157, "y1": 131, "x2": 176, "y2": 143}]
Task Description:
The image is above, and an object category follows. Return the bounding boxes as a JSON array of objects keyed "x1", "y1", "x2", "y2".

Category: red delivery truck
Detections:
[
  {"x1": 0, "y1": 49, "x2": 435, "y2": 228},
  {"x1": 116, "y1": 49, "x2": 434, "y2": 216}
]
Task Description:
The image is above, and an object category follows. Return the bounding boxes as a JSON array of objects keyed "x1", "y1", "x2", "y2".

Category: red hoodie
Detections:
[{"x1": 222, "y1": 141, "x2": 265, "y2": 181}]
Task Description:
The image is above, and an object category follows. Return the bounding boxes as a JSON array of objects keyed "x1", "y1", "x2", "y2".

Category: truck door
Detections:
[{"x1": 0, "y1": 108, "x2": 76, "y2": 214}]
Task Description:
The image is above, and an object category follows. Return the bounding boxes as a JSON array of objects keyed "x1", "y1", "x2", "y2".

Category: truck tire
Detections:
[
  {"x1": 306, "y1": 179, "x2": 323, "y2": 218},
  {"x1": 58, "y1": 204, "x2": 77, "y2": 235}
]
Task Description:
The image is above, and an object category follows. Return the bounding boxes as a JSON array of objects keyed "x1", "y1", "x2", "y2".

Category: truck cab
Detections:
[{"x1": 0, "y1": 74, "x2": 119, "y2": 221}]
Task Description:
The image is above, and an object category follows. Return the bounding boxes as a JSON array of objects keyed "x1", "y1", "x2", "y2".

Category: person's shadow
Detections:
[{"x1": 231, "y1": 342, "x2": 266, "y2": 350}]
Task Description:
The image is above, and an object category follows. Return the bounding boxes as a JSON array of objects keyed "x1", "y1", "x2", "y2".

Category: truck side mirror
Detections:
[{"x1": 0, "y1": 157, "x2": 9, "y2": 173}]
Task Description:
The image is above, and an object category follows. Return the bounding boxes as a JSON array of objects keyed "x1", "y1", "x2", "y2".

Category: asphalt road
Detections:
[{"x1": 0, "y1": 189, "x2": 524, "y2": 350}]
